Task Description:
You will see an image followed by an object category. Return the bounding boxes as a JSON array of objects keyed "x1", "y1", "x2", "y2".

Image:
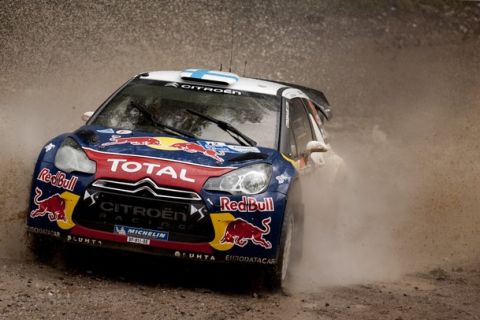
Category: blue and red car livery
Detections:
[{"x1": 27, "y1": 69, "x2": 333, "y2": 286}]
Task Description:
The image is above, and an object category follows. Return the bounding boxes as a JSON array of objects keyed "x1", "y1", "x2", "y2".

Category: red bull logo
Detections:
[
  {"x1": 101, "y1": 135, "x2": 225, "y2": 163},
  {"x1": 101, "y1": 135, "x2": 161, "y2": 147},
  {"x1": 171, "y1": 142, "x2": 225, "y2": 162},
  {"x1": 30, "y1": 187, "x2": 66, "y2": 222},
  {"x1": 221, "y1": 217, "x2": 272, "y2": 249}
]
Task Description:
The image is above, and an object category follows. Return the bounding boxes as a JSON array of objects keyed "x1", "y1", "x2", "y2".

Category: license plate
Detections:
[{"x1": 127, "y1": 236, "x2": 150, "y2": 245}]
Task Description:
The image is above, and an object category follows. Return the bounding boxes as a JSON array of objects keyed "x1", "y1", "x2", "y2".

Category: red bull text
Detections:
[
  {"x1": 220, "y1": 196, "x2": 274, "y2": 212},
  {"x1": 37, "y1": 168, "x2": 78, "y2": 191}
]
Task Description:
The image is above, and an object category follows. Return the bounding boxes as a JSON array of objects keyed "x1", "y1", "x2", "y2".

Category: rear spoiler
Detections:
[
  {"x1": 257, "y1": 78, "x2": 332, "y2": 120},
  {"x1": 275, "y1": 81, "x2": 332, "y2": 120}
]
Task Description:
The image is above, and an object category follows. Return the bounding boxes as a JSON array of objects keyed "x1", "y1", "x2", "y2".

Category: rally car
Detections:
[{"x1": 27, "y1": 68, "x2": 334, "y2": 288}]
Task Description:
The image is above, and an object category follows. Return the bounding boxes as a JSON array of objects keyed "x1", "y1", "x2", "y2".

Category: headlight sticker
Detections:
[{"x1": 55, "y1": 138, "x2": 96, "y2": 174}]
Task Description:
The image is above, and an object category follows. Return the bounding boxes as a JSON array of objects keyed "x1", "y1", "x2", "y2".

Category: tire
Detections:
[
  {"x1": 266, "y1": 207, "x2": 295, "y2": 290},
  {"x1": 27, "y1": 232, "x2": 60, "y2": 263}
]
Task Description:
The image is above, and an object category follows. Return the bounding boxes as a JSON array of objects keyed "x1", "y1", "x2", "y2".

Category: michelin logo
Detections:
[{"x1": 114, "y1": 225, "x2": 168, "y2": 241}]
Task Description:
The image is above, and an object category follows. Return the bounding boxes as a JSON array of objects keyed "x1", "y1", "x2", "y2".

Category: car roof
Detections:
[{"x1": 141, "y1": 70, "x2": 286, "y2": 96}]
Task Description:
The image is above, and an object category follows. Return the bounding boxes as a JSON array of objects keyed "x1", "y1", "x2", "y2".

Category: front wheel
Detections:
[
  {"x1": 27, "y1": 232, "x2": 60, "y2": 263},
  {"x1": 266, "y1": 209, "x2": 295, "y2": 290}
]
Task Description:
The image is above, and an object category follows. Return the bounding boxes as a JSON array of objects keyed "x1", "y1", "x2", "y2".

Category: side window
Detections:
[
  {"x1": 288, "y1": 98, "x2": 314, "y2": 157},
  {"x1": 303, "y1": 99, "x2": 328, "y2": 144},
  {"x1": 288, "y1": 130, "x2": 298, "y2": 159}
]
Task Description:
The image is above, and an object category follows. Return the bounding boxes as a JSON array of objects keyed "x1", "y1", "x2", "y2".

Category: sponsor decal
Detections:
[
  {"x1": 44, "y1": 143, "x2": 55, "y2": 152},
  {"x1": 30, "y1": 187, "x2": 66, "y2": 222},
  {"x1": 275, "y1": 174, "x2": 289, "y2": 184},
  {"x1": 165, "y1": 82, "x2": 241, "y2": 95},
  {"x1": 29, "y1": 188, "x2": 79, "y2": 230},
  {"x1": 116, "y1": 130, "x2": 132, "y2": 135},
  {"x1": 225, "y1": 255, "x2": 276, "y2": 265},
  {"x1": 97, "y1": 128, "x2": 115, "y2": 134},
  {"x1": 170, "y1": 142, "x2": 224, "y2": 162},
  {"x1": 209, "y1": 213, "x2": 272, "y2": 251},
  {"x1": 174, "y1": 251, "x2": 216, "y2": 261},
  {"x1": 37, "y1": 168, "x2": 78, "y2": 191},
  {"x1": 100, "y1": 202, "x2": 187, "y2": 222},
  {"x1": 181, "y1": 69, "x2": 240, "y2": 83},
  {"x1": 219, "y1": 196, "x2": 274, "y2": 212},
  {"x1": 106, "y1": 159, "x2": 195, "y2": 183},
  {"x1": 220, "y1": 217, "x2": 272, "y2": 249},
  {"x1": 114, "y1": 225, "x2": 169, "y2": 241},
  {"x1": 100, "y1": 136, "x2": 225, "y2": 163},
  {"x1": 27, "y1": 226, "x2": 61, "y2": 237},
  {"x1": 67, "y1": 235, "x2": 102, "y2": 246},
  {"x1": 84, "y1": 148, "x2": 234, "y2": 193},
  {"x1": 227, "y1": 145, "x2": 260, "y2": 153},
  {"x1": 102, "y1": 135, "x2": 161, "y2": 147},
  {"x1": 197, "y1": 141, "x2": 260, "y2": 155}
]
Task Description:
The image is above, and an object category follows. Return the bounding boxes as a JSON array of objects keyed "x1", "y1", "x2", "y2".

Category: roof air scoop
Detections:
[{"x1": 181, "y1": 68, "x2": 239, "y2": 85}]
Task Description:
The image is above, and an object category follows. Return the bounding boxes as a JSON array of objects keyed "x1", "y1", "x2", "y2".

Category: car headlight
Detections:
[
  {"x1": 54, "y1": 138, "x2": 96, "y2": 174},
  {"x1": 204, "y1": 163, "x2": 272, "y2": 195}
]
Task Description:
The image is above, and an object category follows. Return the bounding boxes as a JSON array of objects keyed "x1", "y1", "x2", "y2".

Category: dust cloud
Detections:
[
  {"x1": 0, "y1": 1, "x2": 479, "y2": 290},
  {"x1": 291, "y1": 42, "x2": 480, "y2": 289}
]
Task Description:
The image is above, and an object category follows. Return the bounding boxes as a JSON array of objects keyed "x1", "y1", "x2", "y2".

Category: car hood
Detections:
[{"x1": 69, "y1": 125, "x2": 279, "y2": 192}]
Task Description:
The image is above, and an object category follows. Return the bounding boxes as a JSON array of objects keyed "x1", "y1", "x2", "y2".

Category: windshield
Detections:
[{"x1": 91, "y1": 79, "x2": 280, "y2": 148}]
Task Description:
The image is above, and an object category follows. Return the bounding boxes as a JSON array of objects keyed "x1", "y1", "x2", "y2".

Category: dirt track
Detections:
[
  {"x1": 1, "y1": 253, "x2": 480, "y2": 320},
  {"x1": 1, "y1": 1, "x2": 480, "y2": 319}
]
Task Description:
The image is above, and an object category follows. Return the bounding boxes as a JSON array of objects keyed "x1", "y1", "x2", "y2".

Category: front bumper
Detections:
[{"x1": 27, "y1": 163, "x2": 286, "y2": 265}]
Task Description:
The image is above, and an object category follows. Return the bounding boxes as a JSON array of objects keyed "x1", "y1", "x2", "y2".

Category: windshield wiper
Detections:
[
  {"x1": 129, "y1": 101, "x2": 198, "y2": 139},
  {"x1": 186, "y1": 109, "x2": 257, "y2": 146}
]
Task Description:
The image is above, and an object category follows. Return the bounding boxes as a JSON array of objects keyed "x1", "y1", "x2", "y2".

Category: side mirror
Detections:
[
  {"x1": 304, "y1": 140, "x2": 329, "y2": 166},
  {"x1": 81, "y1": 111, "x2": 94, "y2": 122},
  {"x1": 306, "y1": 140, "x2": 329, "y2": 154}
]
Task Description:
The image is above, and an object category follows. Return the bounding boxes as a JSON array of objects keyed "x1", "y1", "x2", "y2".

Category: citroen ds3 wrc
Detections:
[{"x1": 27, "y1": 68, "x2": 334, "y2": 287}]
